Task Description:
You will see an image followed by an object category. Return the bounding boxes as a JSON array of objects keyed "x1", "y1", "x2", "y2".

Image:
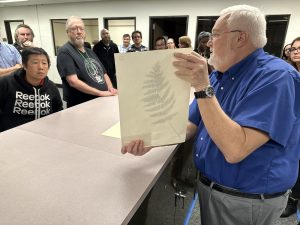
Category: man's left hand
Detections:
[{"x1": 173, "y1": 52, "x2": 210, "y2": 91}]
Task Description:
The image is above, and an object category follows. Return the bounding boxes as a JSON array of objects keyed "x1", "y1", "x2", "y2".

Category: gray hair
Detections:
[
  {"x1": 14, "y1": 24, "x2": 34, "y2": 42},
  {"x1": 65, "y1": 16, "x2": 84, "y2": 31},
  {"x1": 220, "y1": 5, "x2": 267, "y2": 48}
]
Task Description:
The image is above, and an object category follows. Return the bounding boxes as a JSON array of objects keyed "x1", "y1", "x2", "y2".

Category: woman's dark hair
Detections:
[
  {"x1": 281, "y1": 43, "x2": 291, "y2": 60},
  {"x1": 291, "y1": 37, "x2": 300, "y2": 46},
  {"x1": 290, "y1": 37, "x2": 300, "y2": 71},
  {"x1": 21, "y1": 47, "x2": 51, "y2": 68},
  {"x1": 155, "y1": 36, "x2": 167, "y2": 45}
]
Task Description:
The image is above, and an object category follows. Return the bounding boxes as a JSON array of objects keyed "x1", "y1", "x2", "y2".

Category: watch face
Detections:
[
  {"x1": 194, "y1": 86, "x2": 215, "y2": 99},
  {"x1": 205, "y1": 86, "x2": 215, "y2": 97}
]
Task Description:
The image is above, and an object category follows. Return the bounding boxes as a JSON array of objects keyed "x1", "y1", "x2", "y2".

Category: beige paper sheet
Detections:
[
  {"x1": 101, "y1": 122, "x2": 121, "y2": 139},
  {"x1": 115, "y1": 48, "x2": 192, "y2": 147}
]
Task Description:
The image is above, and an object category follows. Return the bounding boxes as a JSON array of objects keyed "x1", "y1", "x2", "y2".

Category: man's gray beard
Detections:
[
  {"x1": 71, "y1": 38, "x2": 84, "y2": 48},
  {"x1": 208, "y1": 54, "x2": 220, "y2": 70},
  {"x1": 208, "y1": 52, "x2": 230, "y2": 71}
]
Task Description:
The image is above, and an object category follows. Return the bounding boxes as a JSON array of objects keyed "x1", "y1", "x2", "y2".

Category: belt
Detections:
[{"x1": 198, "y1": 173, "x2": 286, "y2": 200}]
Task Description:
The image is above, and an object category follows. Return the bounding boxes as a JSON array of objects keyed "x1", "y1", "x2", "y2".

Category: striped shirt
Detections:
[
  {"x1": 118, "y1": 44, "x2": 130, "y2": 53},
  {"x1": 0, "y1": 42, "x2": 22, "y2": 68}
]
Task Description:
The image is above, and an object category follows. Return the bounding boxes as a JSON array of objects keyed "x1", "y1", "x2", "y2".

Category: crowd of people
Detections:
[
  {"x1": 0, "y1": 4, "x2": 300, "y2": 225},
  {"x1": 0, "y1": 16, "x2": 203, "y2": 133},
  {"x1": 121, "y1": 4, "x2": 300, "y2": 225}
]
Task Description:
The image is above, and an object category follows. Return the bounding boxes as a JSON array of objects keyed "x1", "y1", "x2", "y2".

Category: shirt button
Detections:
[
  {"x1": 196, "y1": 154, "x2": 199, "y2": 157},
  {"x1": 200, "y1": 137, "x2": 203, "y2": 140},
  {"x1": 220, "y1": 86, "x2": 224, "y2": 90},
  {"x1": 232, "y1": 77, "x2": 235, "y2": 80}
]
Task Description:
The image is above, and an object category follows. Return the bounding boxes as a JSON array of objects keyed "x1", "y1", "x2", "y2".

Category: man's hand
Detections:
[
  {"x1": 121, "y1": 140, "x2": 152, "y2": 156},
  {"x1": 108, "y1": 87, "x2": 118, "y2": 95},
  {"x1": 22, "y1": 41, "x2": 33, "y2": 47},
  {"x1": 14, "y1": 64, "x2": 22, "y2": 69},
  {"x1": 173, "y1": 51, "x2": 210, "y2": 91},
  {"x1": 99, "y1": 90, "x2": 117, "y2": 97}
]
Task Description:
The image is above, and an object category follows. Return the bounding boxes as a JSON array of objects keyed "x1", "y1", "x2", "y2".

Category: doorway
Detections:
[
  {"x1": 195, "y1": 16, "x2": 218, "y2": 52},
  {"x1": 4, "y1": 20, "x2": 24, "y2": 44},
  {"x1": 149, "y1": 16, "x2": 188, "y2": 50},
  {"x1": 103, "y1": 17, "x2": 136, "y2": 46},
  {"x1": 264, "y1": 15, "x2": 290, "y2": 57}
]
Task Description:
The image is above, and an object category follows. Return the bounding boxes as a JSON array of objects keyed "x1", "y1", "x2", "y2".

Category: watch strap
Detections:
[{"x1": 194, "y1": 85, "x2": 214, "y2": 99}]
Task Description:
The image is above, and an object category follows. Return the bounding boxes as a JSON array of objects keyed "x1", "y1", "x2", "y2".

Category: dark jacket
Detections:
[
  {"x1": 13, "y1": 42, "x2": 23, "y2": 53},
  {"x1": 93, "y1": 40, "x2": 119, "y2": 88}
]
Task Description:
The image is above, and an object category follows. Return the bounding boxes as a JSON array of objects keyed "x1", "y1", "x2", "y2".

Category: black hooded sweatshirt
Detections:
[{"x1": 0, "y1": 69, "x2": 63, "y2": 132}]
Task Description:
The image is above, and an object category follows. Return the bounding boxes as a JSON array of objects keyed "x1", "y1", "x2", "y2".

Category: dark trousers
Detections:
[
  {"x1": 127, "y1": 190, "x2": 152, "y2": 225},
  {"x1": 291, "y1": 161, "x2": 300, "y2": 199}
]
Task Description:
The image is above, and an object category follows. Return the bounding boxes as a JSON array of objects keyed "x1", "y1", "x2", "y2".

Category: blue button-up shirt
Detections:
[
  {"x1": 0, "y1": 42, "x2": 22, "y2": 68},
  {"x1": 189, "y1": 48, "x2": 300, "y2": 194}
]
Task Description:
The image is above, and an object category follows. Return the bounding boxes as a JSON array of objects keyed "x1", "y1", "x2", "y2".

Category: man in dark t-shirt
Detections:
[{"x1": 56, "y1": 16, "x2": 117, "y2": 108}]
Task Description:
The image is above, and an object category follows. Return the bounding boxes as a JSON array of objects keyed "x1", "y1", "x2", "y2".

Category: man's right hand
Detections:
[
  {"x1": 99, "y1": 90, "x2": 117, "y2": 97},
  {"x1": 15, "y1": 64, "x2": 22, "y2": 69},
  {"x1": 121, "y1": 140, "x2": 152, "y2": 156}
]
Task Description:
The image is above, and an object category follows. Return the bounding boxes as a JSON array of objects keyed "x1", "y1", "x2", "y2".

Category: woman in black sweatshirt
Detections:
[{"x1": 0, "y1": 47, "x2": 63, "y2": 132}]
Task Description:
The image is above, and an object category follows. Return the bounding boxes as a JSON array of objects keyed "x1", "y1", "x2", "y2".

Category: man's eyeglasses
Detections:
[
  {"x1": 290, "y1": 47, "x2": 300, "y2": 54},
  {"x1": 132, "y1": 36, "x2": 141, "y2": 39},
  {"x1": 69, "y1": 27, "x2": 85, "y2": 33},
  {"x1": 210, "y1": 30, "x2": 241, "y2": 40}
]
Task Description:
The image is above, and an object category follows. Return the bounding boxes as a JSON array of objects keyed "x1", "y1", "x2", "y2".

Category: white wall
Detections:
[
  {"x1": 0, "y1": 0, "x2": 299, "y2": 84},
  {"x1": 108, "y1": 19, "x2": 135, "y2": 46}
]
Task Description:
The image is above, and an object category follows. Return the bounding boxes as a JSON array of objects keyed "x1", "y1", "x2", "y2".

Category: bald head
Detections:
[{"x1": 100, "y1": 28, "x2": 110, "y2": 44}]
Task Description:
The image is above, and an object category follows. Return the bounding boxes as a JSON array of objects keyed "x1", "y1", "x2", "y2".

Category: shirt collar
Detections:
[{"x1": 213, "y1": 48, "x2": 264, "y2": 81}]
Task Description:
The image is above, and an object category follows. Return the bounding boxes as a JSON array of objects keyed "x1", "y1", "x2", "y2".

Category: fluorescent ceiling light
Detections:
[{"x1": 0, "y1": 0, "x2": 28, "y2": 3}]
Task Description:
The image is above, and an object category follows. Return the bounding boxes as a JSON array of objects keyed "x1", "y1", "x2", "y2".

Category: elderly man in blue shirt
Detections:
[
  {"x1": 121, "y1": 5, "x2": 300, "y2": 225},
  {"x1": 0, "y1": 38, "x2": 22, "y2": 77}
]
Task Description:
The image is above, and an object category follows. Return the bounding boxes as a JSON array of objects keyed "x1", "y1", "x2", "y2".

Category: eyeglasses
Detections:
[
  {"x1": 210, "y1": 30, "x2": 241, "y2": 40},
  {"x1": 69, "y1": 26, "x2": 85, "y2": 33},
  {"x1": 132, "y1": 36, "x2": 141, "y2": 39},
  {"x1": 290, "y1": 47, "x2": 300, "y2": 54},
  {"x1": 285, "y1": 48, "x2": 291, "y2": 53}
]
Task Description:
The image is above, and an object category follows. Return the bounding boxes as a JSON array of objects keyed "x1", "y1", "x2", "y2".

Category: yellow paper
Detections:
[
  {"x1": 115, "y1": 48, "x2": 192, "y2": 147},
  {"x1": 102, "y1": 122, "x2": 121, "y2": 139}
]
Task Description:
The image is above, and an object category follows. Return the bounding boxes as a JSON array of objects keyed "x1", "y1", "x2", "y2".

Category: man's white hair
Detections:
[
  {"x1": 65, "y1": 16, "x2": 84, "y2": 31},
  {"x1": 220, "y1": 5, "x2": 267, "y2": 48}
]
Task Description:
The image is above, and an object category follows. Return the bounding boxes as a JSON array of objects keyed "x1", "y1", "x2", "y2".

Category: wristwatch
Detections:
[{"x1": 194, "y1": 85, "x2": 215, "y2": 99}]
